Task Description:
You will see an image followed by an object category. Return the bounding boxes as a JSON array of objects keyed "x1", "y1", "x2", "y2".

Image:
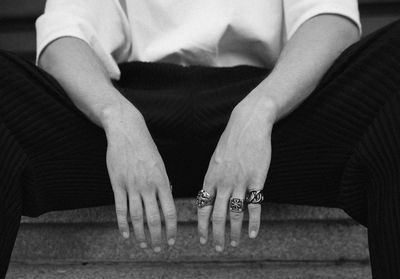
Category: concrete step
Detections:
[
  {"x1": 6, "y1": 262, "x2": 372, "y2": 279},
  {"x1": 11, "y1": 201, "x2": 370, "y2": 278},
  {"x1": 12, "y1": 221, "x2": 368, "y2": 263},
  {"x1": 20, "y1": 201, "x2": 351, "y2": 224},
  {"x1": 13, "y1": 201, "x2": 369, "y2": 262}
]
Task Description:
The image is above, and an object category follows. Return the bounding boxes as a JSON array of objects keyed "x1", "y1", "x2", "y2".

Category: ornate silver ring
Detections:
[
  {"x1": 229, "y1": 197, "x2": 245, "y2": 213},
  {"x1": 245, "y1": 190, "x2": 264, "y2": 204},
  {"x1": 196, "y1": 189, "x2": 215, "y2": 208}
]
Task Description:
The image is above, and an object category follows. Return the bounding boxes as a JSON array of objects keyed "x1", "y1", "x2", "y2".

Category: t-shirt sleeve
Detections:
[
  {"x1": 35, "y1": 0, "x2": 131, "y2": 80},
  {"x1": 283, "y1": 0, "x2": 362, "y2": 41}
]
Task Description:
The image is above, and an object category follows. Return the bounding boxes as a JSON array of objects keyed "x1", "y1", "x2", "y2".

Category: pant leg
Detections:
[
  {"x1": 286, "y1": 21, "x2": 400, "y2": 278},
  {"x1": 0, "y1": 51, "x2": 201, "y2": 277},
  {"x1": 0, "y1": 50, "x2": 108, "y2": 278},
  {"x1": 269, "y1": 21, "x2": 400, "y2": 279},
  {"x1": 186, "y1": 20, "x2": 400, "y2": 278},
  {"x1": 0, "y1": 121, "x2": 27, "y2": 277}
]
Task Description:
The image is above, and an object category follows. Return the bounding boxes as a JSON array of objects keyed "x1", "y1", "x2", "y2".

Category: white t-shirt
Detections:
[{"x1": 35, "y1": 0, "x2": 361, "y2": 80}]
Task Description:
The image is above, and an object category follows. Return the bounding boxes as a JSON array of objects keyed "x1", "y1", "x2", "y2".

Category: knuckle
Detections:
[
  {"x1": 212, "y1": 214, "x2": 225, "y2": 225},
  {"x1": 139, "y1": 182, "x2": 154, "y2": 194},
  {"x1": 230, "y1": 212, "x2": 242, "y2": 221},
  {"x1": 115, "y1": 207, "x2": 127, "y2": 217},
  {"x1": 215, "y1": 195, "x2": 228, "y2": 205},
  {"x1": 136, "y1": 235, "x2": 146, "y2": 242},
  {"x1": 111, "y1": 172, "x2": 125, "y2": 184},
  {"x1": 204, "y1": 168, "x2": 219, "y2": 185},
  {"x1": 203, "y1": 176, "x2": 216, "y2": 189},
  {"x1": 147, "y1": 215, "x2": 161, "y2": 227},
  {"x1": 248, "y1": 203, "x2": 261, "y2": 211},
  {"x1": 198, "y1": 223, "x2": 206, "y2": 232},
  {"x1": 134, "y1": 176, "x2": 146, "y2": 189},
  {"x1": 163, "y1": 210, "x2": 177, "y2": 222},
  {"x1": 218, "y1": 180, "x2": 231, "y2": 190},
  {"x1": 147, "y1": 175, "x2": 163, "y2": 188},
  {"x1": 152, "y1": 238, "x2": 162, "y2": 245},
  {"x1": 118, "y1": 219, "x2": 128, "y2": 227},
  {"x1": 136, "y1": 232, "x2": 146, "y2": 239},
  {"x1": 198, "y1": 209, "x2": 210, "y2": 219},
  {"x1": 130, "y1": 213, "x2": 143, "y2": 223}
]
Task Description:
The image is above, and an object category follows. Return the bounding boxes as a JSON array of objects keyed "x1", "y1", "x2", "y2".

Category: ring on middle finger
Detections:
[{"x1": 229, "y1": 197, "x2": 245, "y2": 213}]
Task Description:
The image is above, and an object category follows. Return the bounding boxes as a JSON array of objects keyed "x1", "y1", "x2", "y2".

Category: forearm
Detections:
[
  {"x1": 38, "y1": 37, "x2": 142, "y2": 129},
  {"x1": 243, "y1": 14, "x2": 360, "y2": 122}
]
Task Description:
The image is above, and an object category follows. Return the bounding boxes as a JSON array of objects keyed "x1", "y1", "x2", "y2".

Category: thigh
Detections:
[
  {"x1": 187, "y1": 20, "x2": 400, "y2": 224},
  {"x1": 0, "y1": 50, "x2": 112, "y2": 216},
  {"x1": 269, "y1": 20, "x2": 400, "y2": 224},
  {"x1": 0, "y1": 51, "x2": 196, "y2": 215}
]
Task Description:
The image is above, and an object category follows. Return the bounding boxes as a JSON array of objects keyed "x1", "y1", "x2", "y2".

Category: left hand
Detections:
[{"x1": 197, "y1": 95, "x2": 276, "y2": 251}]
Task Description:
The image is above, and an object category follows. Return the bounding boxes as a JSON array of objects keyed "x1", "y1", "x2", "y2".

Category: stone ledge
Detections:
[
  {"x1": 21, "y1": 200, "x2": 352, "y2": 224},
  {"x1": 6, "y1": 262, "x2": 372, "y2": 279},
  {"x1": 12, "y1": 222, "x2": 368, "y2": 262}
]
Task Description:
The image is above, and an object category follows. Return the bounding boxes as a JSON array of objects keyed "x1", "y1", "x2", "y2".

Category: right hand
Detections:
[{"x1": 101, "y1": 102, "x2": 177, "y2": 252}]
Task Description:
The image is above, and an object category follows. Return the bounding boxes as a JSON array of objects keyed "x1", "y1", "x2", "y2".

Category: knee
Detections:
[
  {"x1": 0, "y1": 49, "x2": 14, "y2": 61},
  {"x1": 0, "y1": 50, "x2": 36, "y2": 87},
  {"x1": 376, "y1": 19, "x2": 400, "y2": 45},
  {"x1": 390, "y1": 18, "x2": 400, "y2": 30},
  {"x1": 0, "y1": 49, "x2": 18, "y2": 73}
]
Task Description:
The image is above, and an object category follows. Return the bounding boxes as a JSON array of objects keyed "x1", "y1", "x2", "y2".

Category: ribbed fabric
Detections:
[
  {"x1": 0, "y1": 20, "x2": 400, "y2": 278},
  {"x1": 0, "y1": 122, "x2": 26, "y2": 277}
]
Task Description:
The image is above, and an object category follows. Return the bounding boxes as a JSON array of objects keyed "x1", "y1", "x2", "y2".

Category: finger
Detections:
[
  {"x1": 197, "y1": 185, "x2": 216, "y2": 245},
  {"x1": 114, "y1": 187, "x2": 130, "y2": 239},
  {"x1": 247, "y1": 176, "x2": 266, "y2": 239},
  {"x1": 212, "y1": 190, "x2": 230, "y2": 252},
  {"x1": 128, "y1": 192, "x2": 147, "y2": 248},
  {"x1": 229, "y1": 186, "x2": 246, "y2": 247},
  {"x1": 142, "y1": 193, "x2": 163, "y2": 252},
  {"x1": 248, "y1": 203, "x2": 262, "y2": 239},
  {"x1": 157, "y1": 183, "x2": 177, "y2": 246}
]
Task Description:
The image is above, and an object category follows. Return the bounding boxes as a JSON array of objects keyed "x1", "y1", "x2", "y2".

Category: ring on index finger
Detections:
[
  {"x1": 196, "y1": 189, "x2": 215, "y2": 208},
  {"x1": 245, "y1": 189, "x2": 264, "y2": 205}
]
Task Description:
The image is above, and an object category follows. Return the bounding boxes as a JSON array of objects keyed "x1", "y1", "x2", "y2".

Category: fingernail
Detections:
[
  {"x1": 122, "y1": 232, "x2": 129, "y2": 239},
  {"x1": 215, "y1": 245, "x2": 223, "y2": 252},
  {"x1": 250, "y1": 231, "x2": 257, "y2": 238},
  {"x1": 139, "y1": 242, "x2": 147, "y2": 249},
  {"x1": 154, "y1": 246, "x2": 161, "y2": 253},
  {"x1": 200, "y1": 237, "x2": 207, "y2": 245},
  {"x1": 168, "y1": 238, "x2": 175, "y2": 246},
  {"x1": 230, "y1": 241, "x2": 237, "y2": 247}
]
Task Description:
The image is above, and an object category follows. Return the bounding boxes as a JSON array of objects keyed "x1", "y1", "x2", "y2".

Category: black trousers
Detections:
[{"x1": 1, "y1": 21, "x2": 400, "y2": 278}]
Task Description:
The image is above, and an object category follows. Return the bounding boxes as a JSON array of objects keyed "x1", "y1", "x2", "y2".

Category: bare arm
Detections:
[
  {"x1": 237, "y1": 14, "x2": 360, "y2": 121},
  {"x1": 38, "y1": 37, "x2": 140, "y2": 127},
  {"x1": 39, "y1": 37, "x2": 177, "y2": 251}
]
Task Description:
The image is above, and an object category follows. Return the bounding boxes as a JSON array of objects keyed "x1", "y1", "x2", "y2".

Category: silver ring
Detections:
[
  {"x1": 196, "y1": 189, "x2": 215, "y2": 208},
  {"x1": 245, "y1": 190, "x2": 264, "y2": 204},
  {"x1": 229, "y1": 197, "x2": 245, "y2": 213}
]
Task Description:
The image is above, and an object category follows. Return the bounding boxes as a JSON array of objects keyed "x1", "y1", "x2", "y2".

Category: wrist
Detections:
[
  {"x1": 234, "y1": 94, "x2": 278, "y2": 126},
  {"x1": 98, "y1": 96, "x2": 144, "y2": 133}
]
